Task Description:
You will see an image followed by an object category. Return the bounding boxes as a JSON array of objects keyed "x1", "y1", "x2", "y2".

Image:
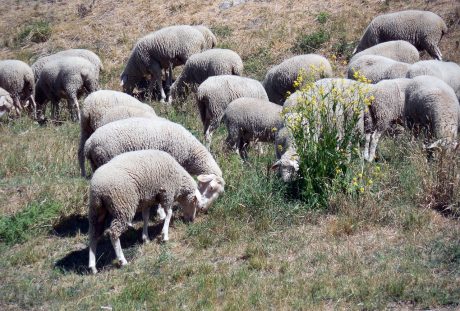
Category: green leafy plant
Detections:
[
  {"x1": 16, "y1": 20, "x2": 52, "y2": 45},
  {"x1": 316, "y1": 12, "x2": 329, "y2": 24},
  {"x1": 292, "y1": 29, "x2": 330, "y2": 54},
  {"x1": 282, "y1": 70, "x2": 373, "y2": 207}
]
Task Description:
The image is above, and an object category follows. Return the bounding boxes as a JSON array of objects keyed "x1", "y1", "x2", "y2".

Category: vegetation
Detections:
[{"x1": 15, "y1": 20, "x2": 52, "y2": 45}]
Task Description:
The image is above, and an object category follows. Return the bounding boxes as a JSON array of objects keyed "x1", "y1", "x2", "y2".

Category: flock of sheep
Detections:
[{"x1": 0, "y1": 9, "x2": 459, "y2": 273}]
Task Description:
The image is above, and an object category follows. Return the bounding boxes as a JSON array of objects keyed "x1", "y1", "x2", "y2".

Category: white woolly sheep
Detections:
[
  {"x1": 78, "y1": 90, "x2": 156, "y2": 177},
  {"x1": 0, "y1": 60, "x2": 36, "y2": 116},
  {"x1": 406, "y1": 60, "x2": 460, "y2": 99},
  {"x1": 0, "y1": 87, "x2": 14, "y2": 117},
  {"x1": 120, "y1": 25, "x2": 209, "y2": 102},
  {"x1": 363, "y1": 78, "x2": 412, "y2": 162},
  {"x1": 347, "y1": 55, "x2": 410, "y2": 83},
  {"x1": 84, "y1": 117, "x2": 225, "y2": 211},
  {"x1": 272, "y1": 127, "x2": 299, "y2": 183},
  {"x1": 35, "y1": 56, "x2": 99, "y2": 122},
  {"x1": 404, "y1": 76, "x2": 460, "y2": 146},
  {"x1": 262, "y1": 54, "x2": 333, "y2": 105},
  {"x1": 170, "y1": 49, "x2": 243, "y2": 102},
  {"x1": 349, "y1": 40, "x2": 420, "y2": 64},
  {"x1": 193, "y1": 25, "x2": 217, "y2": 49},
  {"x1": 32, "y1": 49, "x2": 103, "y2": 81},
  {"x1": 88, "y1": 150, "x2": 203, "y2": 274},
  {"x1": 354, "y1": 10, "x2": 447, "y2": 60},
  {"x1": 223, "y1": 97, "x2": 283, "y2": 159},
  {"x1": 196, "y1": 75, "x2": 268, "y2": 148}
]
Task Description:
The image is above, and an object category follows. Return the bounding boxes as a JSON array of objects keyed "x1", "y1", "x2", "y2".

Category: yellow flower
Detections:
[{"x1": 359, "y1": 187, "x2": 364, "y2": 193}]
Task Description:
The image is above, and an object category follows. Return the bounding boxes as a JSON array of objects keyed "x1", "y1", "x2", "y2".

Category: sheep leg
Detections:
[
  {"x1": 205, "y1": 119, "x2": 219, "y2": 149},
  {"x1": 69, "y1": 96, "x2": 81, "y2": 122},
  {"x1": 13, "y1": 97, "x2": 21, "y2": 117},
  {"x1": 363, "y1": 133, "x2": 371, "y2": 161},
  {"x1": 51, "y1": 100, "x2": 60, "y2": 121},
  {"x1": 110, "y1": 237, "x2": 128, "y2": 267},
  {"x1": 108, "y1": 218, "x2": 129, "y2": 267},
  {"x1": 141, "y1": 205, "x2": 150, "y2": 243},
  {"x1": 425, "y1": 43, "x2": 443, "y2": 61},
  {"x1": 157, "y1": 204, "x2": 166, "y2": 220},
  {"x1": 238, "y1": 138, "x2": 249, "y2": 160},
  {"x1": 367, "y1": 131, "x2": 382, "y2": 162},
  {"x1": 161, "y1": 205, "x2": 173, "y2": 241},
  {"x1": 88, "y1": 200, "x2": 106, "y2": 274},
  {"x1": 29, "y1": 95, "x2": 37, "y2": 119}
]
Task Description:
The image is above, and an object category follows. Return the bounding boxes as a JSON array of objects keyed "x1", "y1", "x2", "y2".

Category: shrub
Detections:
[
  {"x1": 316, "y1": 12, "x2": 329, "y2": 24},
  {"x1": 282, "y1": 71, "x2": 373, "y2": 207},
  {"x1": 292, "y1": 29, "x2": 330, "y2": 54},
  {"x1": 16, "y1": 20, "x2": 52, "y2": 45}
]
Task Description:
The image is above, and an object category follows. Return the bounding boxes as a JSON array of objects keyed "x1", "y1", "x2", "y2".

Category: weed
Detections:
[
  {"x1": 15, "y1": 20, "x2": 52, "y2": 45},
  {"x1": 0, "y1": 199, "x2": 62, "y2": 245},
  {"x1": 292, "y1": 29, "x2": 330, "y2": 54},
  {"x1": 316, "y1": 12, "x2": 329, "y2": 24},
  {"x1": 211, "y1": 25, "x2": 233, "y2": 38}
]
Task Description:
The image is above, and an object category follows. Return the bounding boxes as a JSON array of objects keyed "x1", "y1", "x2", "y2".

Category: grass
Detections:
[
  {"x1": 0, "y1": 0, "x2": 460, "y2": 309},
  {"x1": 292, "y1": 28, "x2": 330, "y2": 54},
  {"x1": 15, "y1": 20, "x2": 51, "y2": 45}
]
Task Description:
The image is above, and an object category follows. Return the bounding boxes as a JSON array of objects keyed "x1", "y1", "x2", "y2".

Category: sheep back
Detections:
[
  {"x1": 348, "y1": 55, "x2": 410, "y2": 83},
  {"x1": 350, "y1": 40, "x2": 420, "y2": 64}
]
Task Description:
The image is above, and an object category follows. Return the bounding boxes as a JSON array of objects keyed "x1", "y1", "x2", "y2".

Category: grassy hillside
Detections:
[{"x1": 1, "y1": 0, "x2": 460, "y2": 310}]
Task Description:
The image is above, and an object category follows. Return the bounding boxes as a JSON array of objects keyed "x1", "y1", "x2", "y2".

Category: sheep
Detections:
[
  {"x1": 0, "y1": 87, "x2": 14, "y2": 117},
  {"x1": 193, "y1": 25, "x2": 217, "y2": 49},
  {"x1": 78, "y1": 90, "x2": 156, "y2": 177},
  {"x1": 84, "y1": 117, "x2": 225, "y2": 211},
  {"x1": 353, "y1": 10, "x2": 447, "y2": 60},
  {"x1": 88, "y1": 150, "x2": 203, "y2": 274},
  {"x1": 262, "y1": 54, "x2": 333, "y2": 105},
  {"x1": 170, "y1": 49, "x2": 243, "y2": 102},
  {"x1": 196, "y1": 75, "x2": 268, "y2": 148},
  {"x1": 120, "y1": 25, "x2": 209, "y2": 102},
  {"x1": 223, "y1": 97, "x2": 283, "y2": 159},
  {"x1": 347, "y1": 55, "x2": 410, "y2": 83},
  {"x1": 272, "y1": 127, "x2": 299, "y2": 182},
  {"x1": 35, "y1": 56, "x2": 99, "y2": 122},
  {"x1": 349, "y1": 40, "x2": 420, "y2": 64},
  {"x1": 363, "y1": 78, "x2": 412, "y2": 162},
  {"x1": 404, "y1": 75, "x2": 459, "y2": 147},
  {"x1": 31, "y1": 49, "x2": 103, "y2": 81},
  {"x1": 0, "y1": 60, "x2": 36, "y2": 116},
  {"x1": 406, "y1": 60, "x2": 460, "y2": 99}
]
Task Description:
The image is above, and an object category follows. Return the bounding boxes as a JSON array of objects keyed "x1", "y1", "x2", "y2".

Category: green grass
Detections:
[
  {"x1": 15, "y1": 20, "x2": 52, "y2": 45},
  {"x1": 292, "y1": 28, "x2": 330, "y2": 54}
]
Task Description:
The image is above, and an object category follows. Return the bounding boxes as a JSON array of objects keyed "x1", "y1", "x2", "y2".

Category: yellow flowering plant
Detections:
[{"x1": 282, "y1": 68, "x2": 374, "y2": 206}]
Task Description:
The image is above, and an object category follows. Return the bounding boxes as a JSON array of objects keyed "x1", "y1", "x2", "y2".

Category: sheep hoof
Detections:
[
  {"x1": 142, "y1": 236, "x2": 150, "y2": 243},
  {"x1": 90, "y1": 266, "x2": 98, "y2": 274}
]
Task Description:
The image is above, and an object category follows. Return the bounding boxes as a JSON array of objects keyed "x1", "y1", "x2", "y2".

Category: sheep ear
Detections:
[
  {"x1": 120, "y1": 75, "x2": 127, "y2": 87},
  {"x1": 271, "y1": 161, "x2": 281, "y2": 170},
  {"x1": 197, "y1": 174, "x2": 214, "y2": 183}
]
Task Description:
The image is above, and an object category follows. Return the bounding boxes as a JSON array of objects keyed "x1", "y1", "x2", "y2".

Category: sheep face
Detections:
[
  {"x1": 178, "y1": 189, "x2": 203, "y2": 222},
  {"x1": 272, "y1": 157, "x2": 299, "y2": 183},
  {"x1": 0, "y1": 94, "x2": 14, "y2": 116},
  {"x1": 197, "y1": 174, "x2": 225, "y2": 211}
]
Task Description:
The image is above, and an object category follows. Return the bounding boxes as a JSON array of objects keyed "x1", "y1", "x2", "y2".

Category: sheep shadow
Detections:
[
  {"x1": 54, "y1": 222, "x2": 164, "y2": 274},
  {"x1": 53, "y1": 214, "x2": 89, "y2": 237}
]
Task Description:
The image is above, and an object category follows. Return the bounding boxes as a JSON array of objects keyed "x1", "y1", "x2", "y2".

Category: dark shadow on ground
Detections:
[{"x1": 54, "y1": 222, "x2": 164, "y2": 274}]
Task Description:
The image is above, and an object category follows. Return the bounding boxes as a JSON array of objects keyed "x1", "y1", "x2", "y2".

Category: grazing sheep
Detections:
[
  {"x1": 262, "y1": 54, "x2": 333, "y2": 105},
  {"x1": 349, "y1": 40, "x2": 420, "y2": 64},
  {"x1": 193, "y1": 25, "x2": 217, "y2": 49},
  {"x1": 354, "y1": 10, "x2": 447, "y2": 60},
  {"x1": 404, "y1": 76, "x2": 459, "y2": 146},
  {"x1": 120, "y1": 25, "x2": 208, "y2": 102},
  {"x1": 32, "y1": 49, "x2": 103, "y2": 81},
  {"x1": 223, "y1": 97, "x2": 283, "y2": 159},
  {"x1": 196, "y1": 75, "x2": 268, "y2": 147},
  {"x1": 406, "y1": 60, "x2": 460, "y2": 99},
  {"x1": 170, "y1": 49, "x2": 243, "y2": 102},
  {"x1": 272, "y1": 127, "x2": 299, "y2": 183},
  {"x1": 0, "y1": 87, "x2": 14, "y2": 117},
  {"x1": 84, "y1": 117, "x2": 225, "y2": 211},
  {"x1": 0, "y1": 60, "x2": 36, "y2": 116},
  {"x1": 347, "y1": 55, "x2": 410, "y2": 83},
  {"x1": 363, "y1": 78, "x2": 412, "y2": 162},
  {"x1": 78, "y1": 90, "x2": 156, "y2": 177},
  {"x1": 88, "y1": 150, "x2": 203, "y2": 274},
  {"x1": 35, "y1": 56, "x2": 99, "y2": 122}
]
